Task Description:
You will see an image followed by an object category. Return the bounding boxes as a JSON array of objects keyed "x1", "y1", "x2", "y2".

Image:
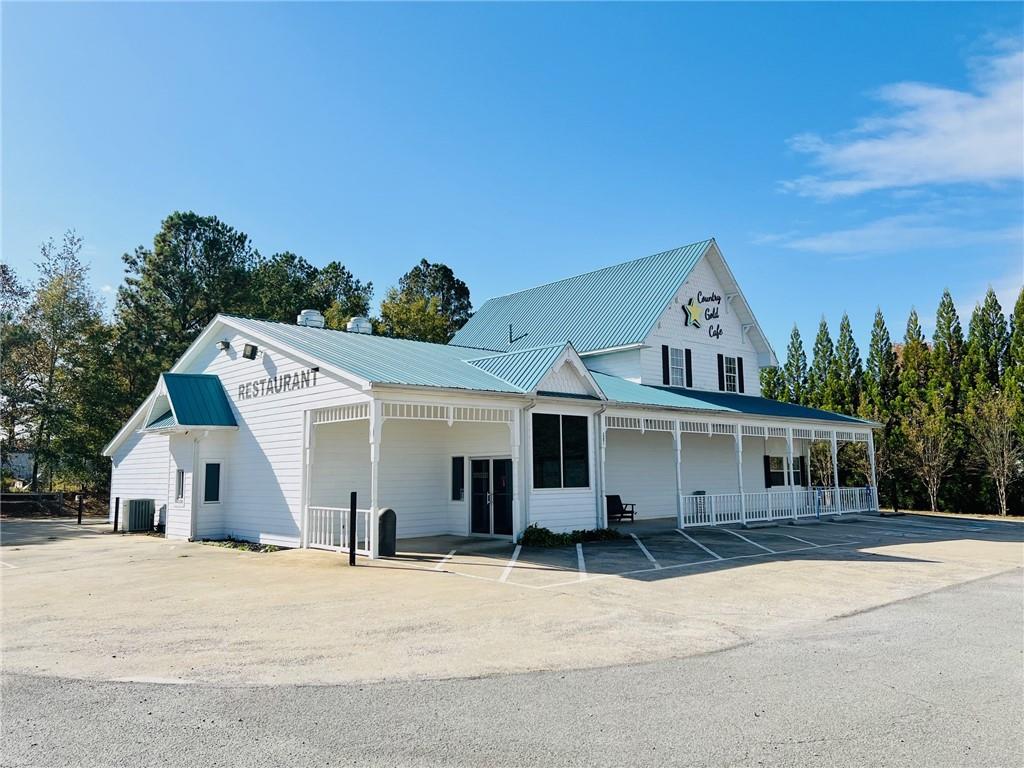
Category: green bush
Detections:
[{"x1": 519, "y1": 524, "x2": 622, "y2": 547}]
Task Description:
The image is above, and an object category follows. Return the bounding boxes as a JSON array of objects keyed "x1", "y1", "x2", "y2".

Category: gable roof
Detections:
[
  {"x1": 450, "y1": 240, "x2": 713, "y2": 354},
  {"x1": 592, "y1": 373, "x2": 872, "y2": 425},
  {"x1": 160, "y1": 374, "x2": 237, "y2": 427},
  {"x1": 465, "y1": 344, "x2": 567, "y2": 392}
]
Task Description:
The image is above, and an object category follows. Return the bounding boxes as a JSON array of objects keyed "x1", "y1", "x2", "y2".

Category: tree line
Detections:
[
  {"x1": 760, "y1": 288, "x2": 1023, "y2": 516},
  {"x1": 1, "y1": 211, "x2": 473, "y2": 492}
]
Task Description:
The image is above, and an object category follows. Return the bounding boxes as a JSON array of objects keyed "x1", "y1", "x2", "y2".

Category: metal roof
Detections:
[
  {"x1": 592, "y1": 373, "x2": 871, "y2": 425},
  {"x1": 146, "y1": 409, "x2": 177, "y2": 429},
  {"x1": 161, "y1": 373, "x2": 238, "y2": 427},
  {"x1": 466, "y1": 344, "x2": 568, "y2": 392},
  {"x1": 450, "y1": 239, "x2": 712, "y2": 353}
]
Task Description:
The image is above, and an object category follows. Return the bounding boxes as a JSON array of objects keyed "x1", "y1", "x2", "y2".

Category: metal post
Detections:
[
  {"x1": 830, "y1": 431, "x2": 840, "y2": 517},
  {"x1": 113, "y1": 497, "x2": 120, "y2": 532},
  {"x1": 673, "y1": 421, "x2": 683, "y2": 530},
  {"x1": 735, "y1": 429, "x2": 746, "y2": 526},
  {"x1": 349, "y1": 491, "x2": 357, "y2": 566},
  {"x1": 867, "y1": 430, "x2": 879, "y2": 512},
  {"x1": 77, "y1": 494, "x2": 83, "y2": 525},
  {"x1": 786, "y1": 428, "x2": 797, "y2": 524}
]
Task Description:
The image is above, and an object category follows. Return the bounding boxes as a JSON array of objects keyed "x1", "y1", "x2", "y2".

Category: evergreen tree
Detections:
[
  {"x1": 782, "y1": 325, "x2": 808, "y2": 405},
  {"x1": 1001, "y1": 287, "x2": 1024, "y2": 402},
  {"x1": 896, "y1": 308, "x2": 931, "y2": 508},
  {"x1": 834, "y1": 313, "x2": 863, "y2": 415},
  {"x1": 807, "y1": 318, "x2": 839, "y2": 409},
  {"x1": 961, "y1": 288, "x2": 1008, "y2": 394},
  {"x1": 378, "y1": 260, "x2": 472, "y2": 343},
  {"x1": 930, "y1": 290, "x2": 966, "y2": 510},
  {"x1": 861, "y1": 308, "x2": 902, "y2": 510},
  {"x1": 759, "y1": 366, "x2": 786, "y2": 400}
]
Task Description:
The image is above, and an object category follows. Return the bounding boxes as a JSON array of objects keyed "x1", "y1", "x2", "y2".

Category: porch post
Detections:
[
  {"x1": 830, "y1": 430, "x2": 840, "y2": 517},
  {"x1": 786, "y1": 427, "x2": 797, "y2": 523},
  {"x1": 673, "y1": 420, "x2": 683, "y2": 529},
  {"x1": 510, "y1": 409, "x2": 522, "y2": 537},
  {"x1": 867, "y1": 430, "x2": 879, "y2": 511},
  {"x1": 599, "y1": 412, "x2": 608, "y2": 528},
  {"x1": 368, "y1": 399, "x2": 382, "y2": 558},
  {"x1": 734, "y1": 427, "x2": 746, "y2": 526},
  {"x1": 301, "y1": 409, "x2": 314, "y2": 548}
]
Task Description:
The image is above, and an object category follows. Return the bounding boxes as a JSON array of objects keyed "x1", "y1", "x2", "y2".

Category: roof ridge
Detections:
[
  {"x1": 477, "y1": 238, "x2": 713, "y2": 305},
  {"x1": 465, "y1": 342, "x2": 568, "y2": 362}
]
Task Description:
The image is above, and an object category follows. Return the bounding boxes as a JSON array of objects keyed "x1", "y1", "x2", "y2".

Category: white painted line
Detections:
[
  {"x1": 825, "y1": 522, "x2": 925, "y2": 538},
  {"x1": 630, "y1": 534, "x2": 661, "y2": 569},
  {"x1": 722, "y1": 528, "x2": 776, "y2": 553},
  {"x1": 675, "y1": 529, "x2": 723, "y2": 560},
  {"x1": 432, "y1": 549, "x2": 457, "y2": 571},
  {"x1": 576, "y1": 543, "x2": 586, "y2": 581},
  {"x1": 755, "y1": 530, "x2": 820, "y2": 547},
  {"x1": 0, "y1": 560, "x2": 18, "y2": 569},
  {"x1": 499, "y1": 545, "x2": 522, "y2": 583}
]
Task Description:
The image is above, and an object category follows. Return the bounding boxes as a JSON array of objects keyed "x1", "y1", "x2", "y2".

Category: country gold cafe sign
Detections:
[
  {"x1": 238, "y1": 367, "x2": 319, "y2": 401},
  {"x1": 683, "y1": 291, "x2": 724, "y2": 339}
]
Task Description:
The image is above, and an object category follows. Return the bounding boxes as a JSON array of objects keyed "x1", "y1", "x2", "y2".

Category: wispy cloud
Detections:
[
  {"x1": 781, "y1": 45, "x2": 1024, "y2": 199},
  {"x1": 100, "y1": 284, "x2": 114, "y2": 294},
  {"x1": 776, "y1": 213, "x2": 1020, "y2": 256}
]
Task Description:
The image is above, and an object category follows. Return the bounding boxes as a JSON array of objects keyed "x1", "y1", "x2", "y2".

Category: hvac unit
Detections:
[{"x1": 126, "y1": 498, "x2": 155, "y2": 532}]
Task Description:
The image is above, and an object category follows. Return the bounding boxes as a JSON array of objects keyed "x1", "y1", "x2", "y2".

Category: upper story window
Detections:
[
  {"x1": 669, "y1": 348, "x2": 685, "y2": 387},
  {"x1": 724, "y1": 356, "x2": 738, "y2": 392},
  {"x1": 532, "y1": 413, "x2": 590, "y2": 489}
]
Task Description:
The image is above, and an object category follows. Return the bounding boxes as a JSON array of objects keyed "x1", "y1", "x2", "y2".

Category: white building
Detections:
[{"x1": 103, "y1": 239, "x2": 878, "y2": 556}]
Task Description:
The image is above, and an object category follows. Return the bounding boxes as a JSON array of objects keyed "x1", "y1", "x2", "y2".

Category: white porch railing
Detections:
[
  {"x1": 679, "y1": 486, "x2": 876, "y2": 528},
  {"x1": 307, "y1": 506, "x2": 373, "y2": 556}
]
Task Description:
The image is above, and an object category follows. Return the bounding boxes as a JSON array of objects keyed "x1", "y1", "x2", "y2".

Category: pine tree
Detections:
[
  {"x1": 961, "y1": 288, "x2": 1008, "y2": 394},
  {"x1": 759, "y1": 366, "x2": 786, "y2": 401},
  {"x1": 782, "y1": 325, "x2": 808, "y2": 405},
  {"x1": 930, "y1": 289, "x2": 966, "y2": 510},
  {"x1": 897, "y1": 308, "x2": 931, "y2": 508},
  {"x1": 861, "y1": 308, "x2": 901, "y2": 510},
  {"x1": 1001, "y1": 287, "x2": 1023, "y2": 402},
  {"x1": 835, "y1": 313, "x2": 863, "y2": 415},
  {"x1": 807, "y1": 318, "x2": 838, "y2": 410}
]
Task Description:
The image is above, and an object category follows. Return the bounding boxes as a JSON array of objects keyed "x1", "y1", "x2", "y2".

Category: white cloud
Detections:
[
  {"x1": 776, "y1": 213, "x2": 1021, "y2": 256},
  {"x1": 781, "y1": 46, "x2": 1024, "y2": 199},
  {"x1": 101, "y1": 284, "x2": 114, "y2": 294}
]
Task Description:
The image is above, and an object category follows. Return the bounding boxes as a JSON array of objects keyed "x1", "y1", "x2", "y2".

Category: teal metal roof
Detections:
[
  {"x1": 161, "y1": 374, "x2": 237, "y2": 427},
  {"x1": 146, "y1": 409, "x2": 177, "y2": 429},
  {"x1": 450, "y1": 239, "x2": 712, "y2": 353},
  {"x1": 592, "y1": 373, "x2": 871, "y2": 425},
  {"x1": 466, "y1": 344, "x2": 568, "y2": 392}
]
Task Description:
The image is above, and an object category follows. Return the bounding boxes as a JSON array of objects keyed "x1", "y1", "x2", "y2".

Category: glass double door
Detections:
[{"x1": 470, "y1": 458, "x2": 513, "y2": 536}]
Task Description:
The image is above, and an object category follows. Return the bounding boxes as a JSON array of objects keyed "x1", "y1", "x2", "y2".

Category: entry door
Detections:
[{"x1": 470, "y1": 458, "x2": 514, "y2": 536}]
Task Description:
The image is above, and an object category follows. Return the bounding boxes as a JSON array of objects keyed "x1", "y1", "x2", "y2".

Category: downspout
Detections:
[{"x1": 521, "y1": 398, "x2": 538, "y2": 534}]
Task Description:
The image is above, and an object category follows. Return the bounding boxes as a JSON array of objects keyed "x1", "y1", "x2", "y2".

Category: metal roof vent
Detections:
[
  {"x1": 296, "y1": 309, "x2": 325, "y2": 328},
  {"x1": 346, "y1": 316, "x2": 373, "y2": 335}
]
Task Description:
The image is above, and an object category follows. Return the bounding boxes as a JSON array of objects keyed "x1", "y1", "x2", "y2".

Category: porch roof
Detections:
[{"x1": 592, "y1": 372, "x2": 872, "y2": 426}]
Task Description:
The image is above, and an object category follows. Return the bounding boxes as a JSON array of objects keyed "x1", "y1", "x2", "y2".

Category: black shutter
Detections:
[
  {"x1": 763, "y1": 456, "x2": 772, "y2": 488},
  {"x1": 717, "y1": 354, "x2": 725, "y2": 391},
  {"x1": 800, "y1": 456, "x2": 810, "y2": 487},
  {"x1": 737, "y1": 357, "x2": 745, "y2": 393},
  {"x1": 661, "y1": 345, "x2": 670, "y2": 385},
  {"x1": 684, "y1": 349, "x2": 693, "y2": 388}
]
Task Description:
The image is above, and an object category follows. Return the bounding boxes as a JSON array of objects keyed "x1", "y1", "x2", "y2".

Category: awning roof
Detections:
[{"x1": 144, "y1": 373, "x2": 237, "y2": 431}]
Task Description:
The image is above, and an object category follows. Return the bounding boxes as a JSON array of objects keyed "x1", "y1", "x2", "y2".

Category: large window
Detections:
[
  {"x1": 724, "y1": 356, "x2": 738, "y2": 392},
  {"x1": 532, "y1": 414, "x2": 590, "y2": 489},
  {"x1": 203, "y1": 462, "x2": 221, "y2": 504},
  {"x1": 768, "y1": 456, "x2": 787, "y2": 486},
  {"x1": 669, "y1": 347, "x2": 686, "y2": 387},
  {"x1": 451, "y1": 456, "x2": 465, "y2": 501}
]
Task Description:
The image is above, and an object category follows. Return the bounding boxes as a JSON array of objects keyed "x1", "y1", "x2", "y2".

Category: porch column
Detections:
[
  {"x1": 867, "y1": 430, "x2": 879, "y2": 511},
  {"x1": 598, "y1": 412, "x2": 608, "y2": 528},
  {"x1": 301, "y1": 410, "x2": 314, "y2": 548},
  {"x1": 368, "y1": 399, "x2": 382, "y2": 558},
  {"x1": 510, "y1": 409, "x2": 522, "y2": 537},
  {"x1": 786, "y1": 427, "x2": 797, "y2": 523},
  {"x1": 734, "y1": 427, "x2": 746, "y2": 525},
  {"x1": 673, "y1": 420, "x2": 683, "y2": 529},
  {"x1": 830, "y1": 430, "x2": 840, "y2": 516}
]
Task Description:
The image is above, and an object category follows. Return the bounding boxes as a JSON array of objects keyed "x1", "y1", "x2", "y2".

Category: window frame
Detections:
[
  {"x1": 724, "y1": 356, "x2": 738, "y2": 393},
  {"x1": 668, "y1": 347, "x2": 686, "y2": 387},
  {"x1": 768, "y1": 455, "x2": 788, "y2": 487},
  {"x1": 451, "y1": 456, "x2": 466, "y2": 501},
  {"x1": 531, "y1": 413, "x2": 591, "y2": 491},
  {"x1": 175, "y1": 469, "x2": 185, "y2": 502},
  {"x1": 202, "y1": 461, "x2": 222, "y2": 505}
]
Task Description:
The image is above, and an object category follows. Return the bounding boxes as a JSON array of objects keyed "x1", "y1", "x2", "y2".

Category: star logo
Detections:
[{"x1": 682, "y1": 298, "x2": 701, "y2": 328}]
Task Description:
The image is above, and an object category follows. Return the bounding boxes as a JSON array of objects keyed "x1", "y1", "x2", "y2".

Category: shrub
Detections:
[{"x1": 519, "y1": 524, "x2": 622, "y2": 547}]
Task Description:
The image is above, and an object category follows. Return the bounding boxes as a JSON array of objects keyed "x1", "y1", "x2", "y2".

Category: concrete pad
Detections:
[
  {"x1": 640, "y1": 533, "x2": 717, "y2": 567},
  {"x1": 684, "y1": 528, "x2": 766, "y2": 558},
  {"x1": 506, "y1": 546, "x2": 581, "y2": 587},
  {"x1": 577, "y1": 539, "x2": 655, "y2": 577}
]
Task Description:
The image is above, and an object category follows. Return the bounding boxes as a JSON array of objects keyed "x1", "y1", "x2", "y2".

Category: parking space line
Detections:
[
  {"x1": 499, "y1": 545, "x2": 521, "y2": 583},
  {"x1": 758, "y1": 531, "x2": 819, "y2": 547},
  {"x1": 432, "y1": 549, "x2": 457, "y2": 571},
  {"x1": 630, "y1": 534, "x2": 661, "y2": 569},
  {"x1": 675, "y1": 529, "x2": 723, "y2": 560},
  {"x1": 0, "y1": 560, "x2": 18, "y2": 569},
  {"x1": 825, "y1": 522, "x2": 926, "y2": 538},
  {"x1": 576, "y1": 543, "x2": 586, "y2": 581},
  {"x1": 722, "y1": 528, "x2": 776, "y2": 553}
]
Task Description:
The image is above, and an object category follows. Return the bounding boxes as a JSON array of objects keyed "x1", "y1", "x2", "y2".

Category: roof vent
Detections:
[
  {"x1": 346, "y1": 316, "x2": 373, "y2": 335},
  {"x1": 296, "y1": 309, "x2": 325, "y2": 328}
]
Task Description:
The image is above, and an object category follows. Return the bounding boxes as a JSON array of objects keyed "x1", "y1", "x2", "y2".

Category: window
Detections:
[
  {"x1": 532, "y1": 413, "x2": 590, "y2": 489},
  {"x1": 724, "y1": 356, "x2": 738, "y2": 392},
  {"x1": 175, "y1": 469, "x2": 184, "y2": 501},
  {"x1": 768, "y1": 456, "x2": 787, "y2": 486},
  {"x1": 203, "y1": 462, "x2": 221, "y2": 504},
  {"x1": 791, "y1": 457, "x2": 804, "y2": 487},
  {"x1": 669, "y1": 348, "x2": 686, "y2": 387},
  {"x1": 451, "y1": 457, "x2": 465, "y2": 501}
]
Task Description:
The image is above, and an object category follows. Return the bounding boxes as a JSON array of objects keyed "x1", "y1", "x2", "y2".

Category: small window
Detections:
[
  {"x1": 669, "y1": 347, "x2": 686, "y2": 387},
  {"x1": 451, "y1": 457, "x2": 465, "y2": 501},
  {"x1": 175, "y1": 469, "x2": 184, "y2": 501},
  {"x1": 724, "y1": 356, "x2": 738, "y2": 393},
  {"x1": 791, "y1": 457, "x2": 804, "y2": 487},
  {"x1": 532, "y1": 413, "x2": 590, "y2": 489},
  {"x1": 768, "y1": 456, "x2": 787, "y2": 486},
  {"x1": 203, "y1": 462, "x2": 221, "y2": 504}
]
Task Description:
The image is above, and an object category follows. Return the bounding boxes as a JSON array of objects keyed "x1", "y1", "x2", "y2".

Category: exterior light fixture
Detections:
[{"x1": 242, "y1": 343, "x2": 258, "y2": 360}]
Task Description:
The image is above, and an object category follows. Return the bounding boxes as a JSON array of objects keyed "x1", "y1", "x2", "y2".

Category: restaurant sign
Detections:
[
  {"x1": 683, "y1": 291, "x2": 724, "y2": 339},
  {"x1": 238, "y1": 367, "x2": 319, "y2": 401}
]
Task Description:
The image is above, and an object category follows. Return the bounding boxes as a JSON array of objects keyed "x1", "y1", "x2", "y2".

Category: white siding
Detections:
[
  {"x1": 109, "y1": 431, "x2": 170, "y2": 530},
  {"x1": 536, "y1": 361, "x2": 592, "y2": 395},
  {"x1": 641, "y1": 255, "x2": 762, "y2": 395},
  {"x1": 582, "y1": 349, "x2": 641, "y2": 382},
  {"x1": 526, "y1": 405, "x2": 600, "y2": 533},
  {"x1": 604, "y1": 429, "x2": 676, "y2": 519},
  {"x1": 165, "y1": 435, "x2": 193, "y2": 540}
]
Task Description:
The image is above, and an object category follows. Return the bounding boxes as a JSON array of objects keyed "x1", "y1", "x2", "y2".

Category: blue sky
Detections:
[{"x1": 3, "y1": 2, "x2": 1022, "y2": 354}]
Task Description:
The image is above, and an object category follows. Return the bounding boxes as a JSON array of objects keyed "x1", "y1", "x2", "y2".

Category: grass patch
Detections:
[
  {"x1": 200, "y1": 537, "x2": 282, "y2": 553},
  {"x1": 520, "y1": 524, "x2": 622, "y2": 547}
]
